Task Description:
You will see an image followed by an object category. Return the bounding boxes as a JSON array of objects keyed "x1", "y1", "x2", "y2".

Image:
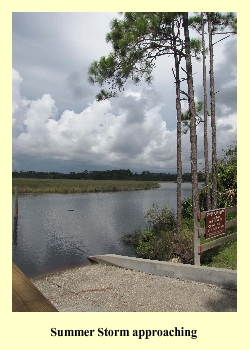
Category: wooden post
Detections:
[
  {"x1": 14, "y1": 186, "x2": 18, "y2": 235},
  {"x1": 14, "y1": 185, "x2": 18, "y2": 218},
  {"x1": 194, "y1": 211, "x2": 200, "y2": 265}
]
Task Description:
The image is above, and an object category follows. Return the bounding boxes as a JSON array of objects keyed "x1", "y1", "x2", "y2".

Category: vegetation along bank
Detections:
[
  {"x1": 122, "y1": 143, "x2": 237, "y2": 270},
  {"x1": 12, "y1": 179, "x2": 160, "y2": 194}
]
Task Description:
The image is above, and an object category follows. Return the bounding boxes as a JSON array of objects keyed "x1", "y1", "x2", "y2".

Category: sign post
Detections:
[
  {"x1": 194, "y1": 211, "x2": 200, "y2": 265},
  {"x1": 194, "y1": 207, "x2": 234, "y2": 266}
]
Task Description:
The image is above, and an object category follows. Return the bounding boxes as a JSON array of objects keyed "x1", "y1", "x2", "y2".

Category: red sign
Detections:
[{"x1": 205, "y1": 208, "x2": 226, "y2": 239}]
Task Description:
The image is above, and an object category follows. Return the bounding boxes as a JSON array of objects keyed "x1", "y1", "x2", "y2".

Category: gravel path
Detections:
[{"x1": 31, "y1": 264, "x2": 237, "y2": 312}]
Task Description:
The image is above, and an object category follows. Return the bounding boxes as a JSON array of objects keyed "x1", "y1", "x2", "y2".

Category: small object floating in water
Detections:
[{"x1": 67, "y1": 209, "x2": 74, "y2": 211}]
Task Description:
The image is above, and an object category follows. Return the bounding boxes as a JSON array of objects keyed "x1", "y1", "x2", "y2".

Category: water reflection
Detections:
[{"x1": 12, "y1": 183, "x2": 200, "y2": 277}]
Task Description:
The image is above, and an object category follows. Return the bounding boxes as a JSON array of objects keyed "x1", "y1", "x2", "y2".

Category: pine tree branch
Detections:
[
  {"x1": 180, "y1": 90, "x2": 189, "y2": 97},
  {"x1": 213, "y1": 35, "x2": 231, "y2": 45}
]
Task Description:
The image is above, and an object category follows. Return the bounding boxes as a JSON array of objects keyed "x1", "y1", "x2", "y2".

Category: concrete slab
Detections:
[{"x1": 88, "y1": 254, "x2": 237, "y2": 290}]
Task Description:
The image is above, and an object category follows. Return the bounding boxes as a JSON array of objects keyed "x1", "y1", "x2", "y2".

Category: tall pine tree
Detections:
[{"x1": 88, "y1": 12, "x2": 200, "y2": 225}]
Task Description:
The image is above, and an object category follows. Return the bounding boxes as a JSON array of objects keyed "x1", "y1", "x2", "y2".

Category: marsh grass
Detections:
[{"x1": 12, "y1": 178, "x2": 159, "y2": 193}]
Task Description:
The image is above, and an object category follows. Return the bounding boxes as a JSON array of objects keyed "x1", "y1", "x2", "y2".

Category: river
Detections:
[{"x1": 12, "y1": 182, "x2": 201, "y2": 277}]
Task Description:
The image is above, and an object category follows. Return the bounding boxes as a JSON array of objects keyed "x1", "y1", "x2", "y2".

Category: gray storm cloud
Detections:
[
  {"x1": 12, "y1": 68, "x2": 237, "y2": 173},
  {"x1": 12, "y1": 69, "x2": 179, "y2": 171}
]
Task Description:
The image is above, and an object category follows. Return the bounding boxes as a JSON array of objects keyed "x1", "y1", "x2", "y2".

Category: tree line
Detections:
[{"x1": 12, "y1": 169, "x2": 205, "y2": 182}]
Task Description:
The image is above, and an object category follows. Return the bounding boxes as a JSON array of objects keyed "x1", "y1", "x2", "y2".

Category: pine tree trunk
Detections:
[
  {"x1": 183, "y1": 13, "x2": 199, "y2": 217},
  {"x1": 208, "y1": 13, "x2": 217, "y2": 209},
  {"x1": 202, "y1": 12, "x2": 211, "y2": 210},
  {"x1": 173, "y1": 23, "x2": 182, "y2": 234}
]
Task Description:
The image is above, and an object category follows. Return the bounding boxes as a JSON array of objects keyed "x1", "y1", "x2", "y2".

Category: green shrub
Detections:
[
  {"x1": 144, "y1": 204, "x2": 177, "y2": 234},
  {"x1": 135, "y1": 229, "x2": 174, "y2": 261},
  {"x1": 134, "y1": 205, "x2": 194, "y2": 264},
  {"x1": 172, "y1": 229, "x2": 194, "y2": 264},
  {"x1": 182, "y1": 197, "x2": 193, "y2": 219}
]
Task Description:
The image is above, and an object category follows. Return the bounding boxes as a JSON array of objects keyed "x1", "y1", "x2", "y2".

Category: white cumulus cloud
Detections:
[
  {"x1": 12, "y1": 70, "x2": 179, "y2": 171},
  {"x1": 12, "y1": 69, "x2": 236, "y2": 173}
]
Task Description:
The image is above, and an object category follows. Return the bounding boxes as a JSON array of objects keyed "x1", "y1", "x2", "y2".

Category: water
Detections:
[{"x1": 12, "y1": 182, "x2": 199, "y2": 277}]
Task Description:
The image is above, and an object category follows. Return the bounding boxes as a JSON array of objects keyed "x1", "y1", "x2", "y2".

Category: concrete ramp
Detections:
[{"x1": 88, "y1": 254, "x2": 237, "y2": 290}]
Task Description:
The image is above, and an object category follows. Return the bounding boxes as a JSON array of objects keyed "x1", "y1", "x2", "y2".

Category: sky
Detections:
[{"x1": 12, "y1": 12, "x2": 237, "y2": 174}]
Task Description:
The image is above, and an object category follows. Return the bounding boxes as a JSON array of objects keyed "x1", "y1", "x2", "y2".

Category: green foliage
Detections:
[
  {"x1": 88, "y1": 12, "x2": 184, "y2": 101},
  {"x1": 199, "y1": 142, "x2": 237, "y2": 211},
  {"x1": 189, "y1": 12, "x2": 237, "y2": 34},
  {"x1": 190, "y1": 38, "x2": 202, "y2": 61},
  {"x1": 134, "y1": 205, "x2": 194, "y2": 264},
  {"x1": 121, "y1": 231, "x2": 141, "y2": 247},
  {"x1": 12, "y1": 179, "x2": 159, "y2": 194},
  {"x1": 201, "y1": 240, "x2": 237, "y2": 270},
  {"x1": 135, "y1": 228, "x2": 174, "y2": 261},
  {"x1": 12, "y1": 169, "x2": 190, "y2": 182},
  {"x1": 125, "y1": 194, "x2": 236, "y2": 267},
  {"x1": 209, "y1": 12, "x2": 237, "y2": 34},
  {"x1": 135, "y1": 205, "x2": 176, "y2": 261},
  {"x1": 182, "y1": 197, "x2": 193, "y2": 219},
  {"x1": 144, "y1": 204, "x2": 177, "y2": 235},
  {"x1": 182, "y1": 142, "x2": 237, "y2": 216},
  {"x1": 217, "y1": 143, "x2": 237, "y2": 207},
  {"x1": 171, "y1": 229, "x2": 194, "y2": 264},
  {"x1": 181, "y1": 100, "x2": 207, "y2": 134}
]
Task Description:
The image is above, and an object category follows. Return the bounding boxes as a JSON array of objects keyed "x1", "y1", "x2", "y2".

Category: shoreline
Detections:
[
  {"x1": 12, "y1": 179, "x2": 204, "y2": 194},
  {"x1": 12, "y1": 179, "x2": 160, "y2": 194}
]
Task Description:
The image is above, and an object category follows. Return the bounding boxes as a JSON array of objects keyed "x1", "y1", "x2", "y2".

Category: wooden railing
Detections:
[
  {"x1": 194, "y1": 206, "x2": 237, "y2": 266},
  {"x1": 12, "y1": 262, "x2": 58, "y2": 312}
]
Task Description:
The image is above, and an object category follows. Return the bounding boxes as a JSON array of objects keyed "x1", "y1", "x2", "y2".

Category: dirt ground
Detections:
[{"x1": 31, "y1": 263, "x2": 237, "y2": 312}]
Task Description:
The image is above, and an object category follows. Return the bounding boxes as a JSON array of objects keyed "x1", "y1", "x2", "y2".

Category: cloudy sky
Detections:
[{"x1": 12, "y1": 12, "x2": 237, "y2": 174}]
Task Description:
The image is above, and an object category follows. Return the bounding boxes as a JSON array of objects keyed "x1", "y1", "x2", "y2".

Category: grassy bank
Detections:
[
  {"x1": 122, "y1": 205, "x2": 237, "y2": 270},
  {"x1": 199, "y1": 210, "x2": 237, "y2": 269},
  {"x1": 122, "y1": 231, "x2": 237, "y2": 270},
  {"x1": 12, "y1": 178, "x2": 160, "y2": 193},
  {"x1": 201, "y1": 240, "x2": 237, "y2": 270}
]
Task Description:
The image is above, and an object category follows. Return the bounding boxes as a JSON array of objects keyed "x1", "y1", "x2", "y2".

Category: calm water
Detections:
[{"x1": 12, "y1": 182, "x2": 200, "y2": 277}]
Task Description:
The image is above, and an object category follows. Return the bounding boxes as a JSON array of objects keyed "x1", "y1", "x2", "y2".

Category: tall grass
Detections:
[{"x1": 12, "y1": 178, "x2": 160, "y2": 194}]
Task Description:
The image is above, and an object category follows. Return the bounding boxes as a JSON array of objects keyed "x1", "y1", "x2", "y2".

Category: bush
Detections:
[
  {"x1": 135, "y1": 228, "x2": 174, "y2": 261},
  {"x1": 121, "y1": 231, "x2": 140, "y2": 247},
  {"x1": 144, "y1": 204, "x2": 177, "y2": 234},
  {"x1": 133, "y1": 205, "x2": 194, "y2": 264},
  {"x1": 172, "y1": 229, "x2": 194, "y2": 264},
  {"x1": 182, "y1": 197, "x2": 193, "y2": 219}
]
